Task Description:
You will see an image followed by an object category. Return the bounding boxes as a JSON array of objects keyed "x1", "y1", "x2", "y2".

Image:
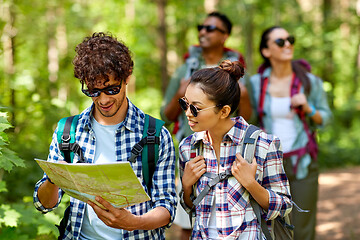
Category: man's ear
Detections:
[
  {"x1": 219, "y1": 105, "x2": 231, "y2": 119},
  {"x1": 125, "y1": 75, "x2": 131, "y2": 85},
  {"x1": 222, "y1": 34, "x2": 229, "y2": 45}
]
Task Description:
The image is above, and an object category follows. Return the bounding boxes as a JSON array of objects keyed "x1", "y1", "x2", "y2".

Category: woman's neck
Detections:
[
  {"x1": 269, "y1": 60, "x2": 292, "y2": 78},
  {"x1": 207, "y1": 118, "x2": 235, "y2": 146}
]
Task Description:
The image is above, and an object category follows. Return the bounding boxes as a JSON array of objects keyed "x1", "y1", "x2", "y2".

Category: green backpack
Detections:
[
  {"x1": 55, "y1": 113, "x2": 164, "y2": 239},
  {"x1": 56, "y1": 113, "x2": 164, "y2": 191}
]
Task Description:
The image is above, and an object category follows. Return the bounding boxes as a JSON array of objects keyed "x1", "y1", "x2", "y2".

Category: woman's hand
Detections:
[
  {"x1": 291, "y1": 93, "x2": 323, "y2": 124},
  {"x1": 231, "y1": 153, "x2": 257, "y2": 189},
  {"x1": 291, "y1": 93, "x2": 311, "y2": 113},
  {"x1": 182, "y1": 155, "x2": 206, "y2": 191}
]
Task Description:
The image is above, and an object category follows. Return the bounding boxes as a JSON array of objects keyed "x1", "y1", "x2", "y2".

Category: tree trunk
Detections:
[
  {"x1": 1, "y1": 1, "x2": 16, "y2": 127},
  {"x1": 243, "y1": 3, "x2": 254, "y2": 74},
  {"x1": 156, "y1": 0, "x2": 168, "y2": 94},
  {"x1": 46, "y1": 7, "x2": 59, "y2": 99},
  {"x1": 322, "y1": 0, "x2": 335, "y2": 108}
]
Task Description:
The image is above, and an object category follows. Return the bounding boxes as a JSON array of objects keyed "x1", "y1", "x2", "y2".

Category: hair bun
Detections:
[{"x1": 219, "y1": 60, "x2": 245, "y2": 80}]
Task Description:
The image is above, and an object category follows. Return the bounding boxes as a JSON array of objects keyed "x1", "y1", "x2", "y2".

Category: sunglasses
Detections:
[
  {"x1": 178, "y1": 98, "x2": 220, "y2": 117},
  {"x1": 81, "y1": 82, "x2": 122, "y2": 97},
  {"x1": 197, "y1": 25, "x2": 226, "y2": 34},
  {"x1": 273, "y1": 36, "x2": 295, "y2": 47}
]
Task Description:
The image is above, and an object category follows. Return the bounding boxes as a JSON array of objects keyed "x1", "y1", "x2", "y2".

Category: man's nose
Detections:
[{"x1": 97, "y1": 91, "x2": 111, "y2": 103}]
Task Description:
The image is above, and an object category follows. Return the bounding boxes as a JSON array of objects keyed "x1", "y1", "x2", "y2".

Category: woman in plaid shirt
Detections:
[{"x1": 178, "y1": 60, "x2": 292, "y2": 239}]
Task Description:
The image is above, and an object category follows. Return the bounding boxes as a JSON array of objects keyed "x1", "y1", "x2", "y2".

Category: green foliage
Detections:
[
  {"x1": 129, "y1": 87, "x2": 163, "y2": 119},
  {"x1": 318, "y1": 98, "x2": 360, "y2": 169},
  {"x1": 0, "y1": 113, "x2": 59, "y2": 239},
  {"x1": 0, "y1": 0, "x2": 359, "y2": 238},
  {"x1": 0, "y1": 113, "x2": 25, "y2": 183}
]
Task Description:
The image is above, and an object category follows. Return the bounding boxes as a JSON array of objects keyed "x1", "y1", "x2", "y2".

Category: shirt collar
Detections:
[
  {"x1": 262, "y1": 67, "x2": 272, "y2": 78},
  {"x1": 226, "y1": 116, "x2": 249, "y2": 146},
  {"x1": 82, "y1": 98, "x2": 143, "y2": 132}
]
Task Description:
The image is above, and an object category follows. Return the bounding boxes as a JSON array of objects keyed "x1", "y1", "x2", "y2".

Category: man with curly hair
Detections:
[{"x1": 33, "y1": 32, "x2": 177, "y2": 240}]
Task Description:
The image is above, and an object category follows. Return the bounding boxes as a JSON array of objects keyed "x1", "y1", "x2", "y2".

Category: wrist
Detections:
[{"x1": 307, "y1": 104, "x2": 316, "y2": 117}]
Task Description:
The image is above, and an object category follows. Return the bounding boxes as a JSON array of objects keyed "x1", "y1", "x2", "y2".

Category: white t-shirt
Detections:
[
  {"x1": 270, "y1": 97, "x2": 297, "y2": 153},
  {"x1": 208, "y1": 197, "x2": 220, "y2": 239},
  {"x1": 79, "y1": 117, "x2": 122, "y2": 240}
]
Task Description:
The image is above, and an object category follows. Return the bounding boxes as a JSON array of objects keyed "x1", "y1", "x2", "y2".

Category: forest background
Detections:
[{"x1": 0, "y1": 0, "x2": 359, "y2": 239}]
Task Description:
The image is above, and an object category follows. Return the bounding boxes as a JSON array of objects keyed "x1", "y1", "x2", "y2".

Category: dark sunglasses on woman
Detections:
[
  {"x1": 178, "y1": 98, "x2": 220, "y2": 117},
  {"x1": 81, "y1": 82, "x2": 122, "y2": 97},
  {"x1": 197, "y1": 25, "x2": 226, "y2": 34},
  {"x1": 274, "y1": 36, "x2": 295, "y2": 47}
]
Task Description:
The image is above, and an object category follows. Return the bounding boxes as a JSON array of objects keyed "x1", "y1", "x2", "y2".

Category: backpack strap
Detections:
[
  {"x1": 128, "y1": 114, "x2": 164, "y2": 193},
  {"x1": 258, "y1": 71, "x2": 318, "y2": 171},
  {"x1": 191, "y1": 125, "x2": 261, "y2": 208},
  {"x1": 239, "y1": 125, "x2": 273, "y2": 240},
  {"x1": 57, "y1": 115, "x2": 85, "y2": 163},
  {"x1": 191, "y1": 169, "x2": 232, "y2": 207},
  {"x1": 241, "y1": 125, "x2": 262, "y2": 162}
]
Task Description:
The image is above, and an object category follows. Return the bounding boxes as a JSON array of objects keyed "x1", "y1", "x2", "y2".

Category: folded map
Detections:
[{"x1": 35, "y1": 159, "x2": 150, "y2": 209}]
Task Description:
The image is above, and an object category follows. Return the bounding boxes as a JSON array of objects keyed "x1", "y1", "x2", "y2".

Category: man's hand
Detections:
[
  {"x1": 88, "y1": 196, "x2": 138, "y2": 231},
  {"x1": 231, "y1": 153, "x2": 257, "y2": 189}
]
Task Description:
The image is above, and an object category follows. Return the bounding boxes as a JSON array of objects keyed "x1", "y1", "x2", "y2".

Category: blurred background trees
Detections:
[{"x1": 0, "y1": 0, "x2": 359, "y2": 238}]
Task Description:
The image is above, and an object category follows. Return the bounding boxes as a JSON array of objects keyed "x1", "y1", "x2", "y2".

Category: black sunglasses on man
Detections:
[{"x1": 197, "y1": 25, "x2": 226, "y2": 34}]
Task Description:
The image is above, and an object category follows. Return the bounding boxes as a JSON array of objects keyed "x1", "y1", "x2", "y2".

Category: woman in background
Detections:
[
  {"x1": 179, "y1": 60, "x2": 292, "y2": 239},
  {"x1": 249, "y1": 26, "x2": 332, "y2": 240}
]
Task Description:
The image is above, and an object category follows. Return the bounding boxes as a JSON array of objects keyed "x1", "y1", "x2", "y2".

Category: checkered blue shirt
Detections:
[
  {"x1": 179, "y1": 117, "x2": 292, "y2": 240},
  {"x1": 33, "y1": 99, "x2": 177, "y2": 240}
]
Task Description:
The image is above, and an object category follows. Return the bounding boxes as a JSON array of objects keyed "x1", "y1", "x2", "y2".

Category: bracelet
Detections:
[{"x1": 307, "y1": 104, "x2": 316, "y2": 117}]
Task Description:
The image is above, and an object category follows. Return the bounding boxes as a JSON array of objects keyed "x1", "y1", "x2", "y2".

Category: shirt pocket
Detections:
[{"x1": 226, "y1": 176, "x2": 249, "y2": 213}]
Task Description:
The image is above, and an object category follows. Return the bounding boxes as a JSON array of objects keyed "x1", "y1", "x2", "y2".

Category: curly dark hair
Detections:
[{"x1": 73, "y1": 32, "x2": 134, "y2": 88}]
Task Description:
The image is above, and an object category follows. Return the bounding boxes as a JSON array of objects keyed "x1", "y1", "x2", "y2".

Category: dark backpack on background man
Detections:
[{"x1": 55, "y1": 113, "x2": 164, "y2": 239}]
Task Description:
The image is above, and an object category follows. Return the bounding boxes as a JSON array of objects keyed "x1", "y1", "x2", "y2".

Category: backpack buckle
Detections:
[
  {"x1": 147, "y1": 135, "x2": 156, "y2": 144},
  {"x1": 59, "y1": 142, "x2": 70, "y2": 151},
  {"x1": 131, "y1": 143, "x2": 143, "y2": 156},
  {"x1": 61, "y1": 135, "x2": 71, "y2": 142},
  {"x1": 70, "y1": 143, "x2": 80, "y2": 154},
  {"x1": 219, "y1": 172, "x2": 230, "y2": 181},
  {"x1": 147, "y1": 128, "x2": 156, "y2": 136}
]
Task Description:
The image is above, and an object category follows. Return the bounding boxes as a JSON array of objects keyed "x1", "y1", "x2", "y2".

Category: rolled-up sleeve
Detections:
[
  {"x1": 260, "y1": 136, "x2": 293, "y2": 220},
  {"x1": 309, "y1": 74, "x2": 332, "y2": 127},
  {"x1": 151, "y1": 127, "x2": 177, "y2": 226},
  {"x1": 33, "y1": 130, "x2": 64, "y2": 213}
]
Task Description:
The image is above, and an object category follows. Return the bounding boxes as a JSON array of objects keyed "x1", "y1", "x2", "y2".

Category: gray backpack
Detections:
[{"x1": 187, "y1": 124, "x2": 295, "y2": 240}]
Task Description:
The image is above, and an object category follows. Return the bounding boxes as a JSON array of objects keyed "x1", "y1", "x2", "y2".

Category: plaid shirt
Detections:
[
  {"x1": 179, "y1": 117, "x2": 292, "y2": 240},
  {"x1": 33, "y1": 99, "x2": 177, "y2": 240}
]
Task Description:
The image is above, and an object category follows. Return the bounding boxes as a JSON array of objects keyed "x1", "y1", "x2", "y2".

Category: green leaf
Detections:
[
  {"x1": 0, "y1": 181, "x2": 7, "y2": 193},
  {"x1": 0, "y1": 204, "x2": 21, "y2": 227},
  {"x1": 0, "y1": 148, "x2": 26, "y2": 171}
]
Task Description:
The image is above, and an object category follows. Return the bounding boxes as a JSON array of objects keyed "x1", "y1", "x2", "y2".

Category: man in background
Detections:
[{"x1": 160, "y1": 12, "x2": 252, "y2": 240}]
